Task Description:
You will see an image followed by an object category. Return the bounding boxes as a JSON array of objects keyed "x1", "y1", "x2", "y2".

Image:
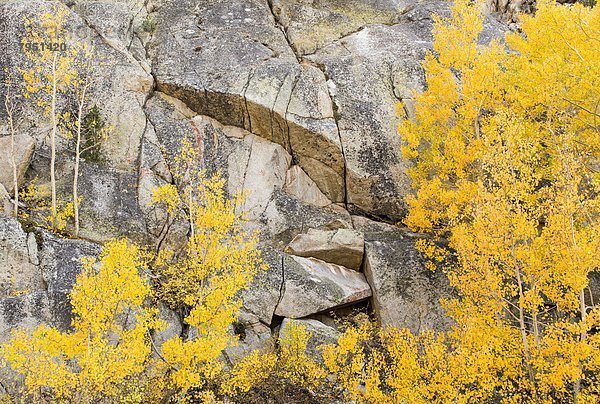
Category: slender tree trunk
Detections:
[
  {"x1": 188, "y1": 187, "x2": 195, "y2": 240},
  {"x1": 10, "y1": 133, "x2": 17, "y2": 217},
  {"x1": 5, "y1": 82, "x2": 18, "y2": 217},
  {"x1": 573, "y1": 289, "x2": 587, "y2": 403},
  {"x1": 50, "y1": 52, "x2": 58, "y2": 229},
  {"x1": 73, "y1": 83, "x2": 88, "y2": 237},
  {"x1": 515, "y1": 267, "x2": 537, "y2": 401},
  {"x1": 532, "y1": 312, "x2": 541, "y2": 349}
]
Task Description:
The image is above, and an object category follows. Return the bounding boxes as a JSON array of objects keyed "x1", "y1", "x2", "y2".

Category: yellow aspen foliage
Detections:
[
  {"x1": 398, "y1": 0, "x2": 600, "y2": 402},
  {"x1": 0, "y1": 239, "x2": 161, "y2": 402},
  {"x1": 325, "y1": 1, "x2": 599, "y2": 403},
  {"x1": 221, "y1": 322, "x2": 326, "y2": 399},
  {"x1": 276, "y1": 321, "x2": 327, "y2": 389},
  {"x1": 151, "y1": 137, "x2": 266, "y2": 397},
  {"x1": 221, "y1": 350, "x2": 278, "y2": 396},
  {"x1": 21, "y1": 5, "x2": 94, "y2": 231}
]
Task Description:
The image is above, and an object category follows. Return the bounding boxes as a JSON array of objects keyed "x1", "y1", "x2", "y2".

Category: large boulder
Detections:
[
  {"x1": 270, "y1": 0, "x2": 406, "y2": 56},
  {"x1": 151, "y1": 0, "x2": 345, "y2": 203},
  {"x1": 353, "y1": 216, "x2": 453, "y2": 332},
  {"x1": 275, "y1": 255, "x2": 372, "y2": 318},
  {"x1": 261, "y1": 192, "x2": 352, "y2": 248},
  {"x1": 285, "y1": 228, "x2": 364, "y2": 270},
  {"x1": 0, "y1": 217, "x2": 43, "y2": 298},
  {"x1": 0, "y1": 134, "x2": 35, "y2": 194},
  {"x1": 308, "y1": 23, "x2": 431, "y2": 221}
]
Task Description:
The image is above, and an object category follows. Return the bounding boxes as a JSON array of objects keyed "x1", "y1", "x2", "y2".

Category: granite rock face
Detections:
[
  {"x1": 151, "y1": 0, "x2": 346, "y2": 203},
  {"x1": 0, "y1": 135, "x2": 35, "y2": 194},
  {"x1": 0, "y1": 0, "x2": 509, "y2": 362},
  {"x1": 275, "y1": 255, "x2": 372, "y2": 318},
  {"x1": 354, "y1": 216, "x2": 453, "y2": 332},
  {"x1": 285, "y1": 228, "x2": 364, "y2": 270},
  {"x1": 0, "y1": 217, "x2": 102, "y2": 341}
]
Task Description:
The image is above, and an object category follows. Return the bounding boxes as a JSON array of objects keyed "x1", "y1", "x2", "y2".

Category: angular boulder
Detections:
[
  {"x1": 270, "y1": 0, "x2": 405, "y2": 56},
  {"x1": 0, "y1": 134, "x2": 35, "y2": 193},
  {"x1": 354, "y1": 216, "x2": 453, "y2": 332},
  {"x1": 275, "y1": 255, "x2": 371, "y2": 318},
  {"x1": 285, "y1": 228, "x2": 364, "y2": 270},
  {"x1": 0, "y1": 217, "x2": 43, "y2": 298},
  {"x1": 151, "y1": 0, "x2": 345, "y2": 203}
]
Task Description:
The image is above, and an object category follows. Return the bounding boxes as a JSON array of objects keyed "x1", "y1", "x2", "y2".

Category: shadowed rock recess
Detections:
[{"x1": 0, "y1": 0, "x2": 508, "y2": 357}]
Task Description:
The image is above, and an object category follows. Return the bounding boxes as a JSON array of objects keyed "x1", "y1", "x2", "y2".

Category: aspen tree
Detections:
[
  {"x1": 71, "y1": 45, "x2": 94, "y2": 237},
  {"x1": 151, "y1": 137, "x2": 266, "y2": 397},
  {"x1": 21, "y1": 6, "x2": 80, "y2": 230},
  {"x1": 324, "y1": 1, "x2": 600, "y2": 402},
  {"x1": 0, "y1": 239, "x2": 160, "y2": 401},
  {"x1": 3, "y1": 76, "x2": 20, "y2": 217}
]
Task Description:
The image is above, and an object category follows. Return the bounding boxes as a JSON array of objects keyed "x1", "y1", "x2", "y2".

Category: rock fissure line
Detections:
[
  {"x1": 125, "y1": 1, "x2": 147, "y2": 53},
  {"x1": 240, "y1": 133, "x2": 255, "y2": 204},
  {"x1": 241, "y1": 69, "x2": 256, "y2": 133},
  {"x1": 282, "y1": 74, "x2": 300, "y2": 164},
  {"x1": 265, "y1": 0, "x2": 301, "y2": 63},
  {"x1": 308, "y1": 60, "x2": 349, "y2": 211},
  {"x1": 63, "y1": 2, "x2": 149, "y2": 75},
  {"x1": 269, "y1": 71, "x2": 292, "y2": 148},
  {"x1": 274, "y1": 253, "x2": 286, "y2": 319}
]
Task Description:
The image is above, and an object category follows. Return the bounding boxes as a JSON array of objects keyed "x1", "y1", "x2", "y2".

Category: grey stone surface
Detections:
[
  {"x1": 275, "y1": 255, "x2": 371, "y2": 318},
  {"x1": 283, "y1": 165, "x2": 333, "y2": 208},
  {"x1": 152, "y1": 302, "x2": 183, "y2": 352},
  {"x1": 0, "y1": 220, "x2": 102, "y2": 342},
  {"x1": 39, "y1": 230, "x2": 101, "y2": 294},
  {"x1": 308, "y1": 22, "x2": 430, "y2": 221},
  {"x1": 0, "y1": 135, "x2": 35, "y2": 194},
  {"x1": 0, "y1": 217, "x2": 43, "y2": 298},
  {"x1": 355, "y1": 216, "x2": 453, "y2": 332},
  {"x1": 76, "y1": 163, "x2": 151, "y2": 243},
  {"x1": 0, "y1": 292, "x2": 52, "y2": 341},
  {"x1": 240, "y1": 245, "x2": 284, "y2": 325},
  {"x1": 0, "y1": 184, "x2": 11, "y2": 215},
  {"x1": 285, "y1": 228, "x2": 364, "y2": 270},
  {"x1": 224, "y1": 310, "x2": 274, "y2": 365},
  {"x1": 270, "y1": 0, "x2": 407, "y2": 56},
  {"x1": 151, "y1": 0, "x2": 345, "y2": 203}
]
